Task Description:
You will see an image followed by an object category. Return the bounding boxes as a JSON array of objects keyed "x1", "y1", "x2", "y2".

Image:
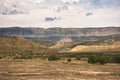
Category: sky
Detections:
[{"x1": 0, "y1": 0, "x2": 120, "y2": 28}]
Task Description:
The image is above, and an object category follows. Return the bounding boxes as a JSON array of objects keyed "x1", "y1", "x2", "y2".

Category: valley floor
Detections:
[{"x1": 0, "y1": 59, "x2": 120, "y2": 80}]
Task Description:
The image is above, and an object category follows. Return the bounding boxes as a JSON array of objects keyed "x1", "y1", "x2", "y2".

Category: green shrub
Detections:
[
  {"x1": 96, "y1": 57, "x2": 107, "y2": 65},
  {"x1": 88, "y1": 56, "x2": 96, "y2": 64},
  {"x1": 111, "y1": 56, "x2": 120, "y2": 63},
  {"x1": 88, "y1": 56, "x2": 107, "y2": 65},
  {"x1": 67, "y1": 58, "x2": 71, "y2": 62},
  {"x1": 48, "y1": 55, "x2": 61, "y2": 61},
  {"x1": 0, "y1": 56, "x2": 2, "y2": 59},
  {"x1": 13, "y1": 53, "x2": 33, "y2": 59},
  {"x1": 75, "y1": 56, "x2": 81, "y2": 60}
]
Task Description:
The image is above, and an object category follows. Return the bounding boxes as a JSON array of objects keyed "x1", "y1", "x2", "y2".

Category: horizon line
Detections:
[{"x1": 0, "y1": 26, "x2": 120, "y2": 29}]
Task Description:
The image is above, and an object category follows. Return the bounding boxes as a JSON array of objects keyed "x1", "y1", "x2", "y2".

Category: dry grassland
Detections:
[{"x1": 0, "y1": 59, "x2": 120, "y2": 80}]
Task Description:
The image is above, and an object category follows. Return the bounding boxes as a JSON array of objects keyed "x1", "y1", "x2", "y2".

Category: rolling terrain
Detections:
[
  {"x1": 0, "y1": 35, "x2": 47, "y2": 54},
  {"x1": 0, "y1": 27, "x2": 120, "y2": 80},
  {"x1": 49, "y1": 38, "x2": 120, "y2": 53}
]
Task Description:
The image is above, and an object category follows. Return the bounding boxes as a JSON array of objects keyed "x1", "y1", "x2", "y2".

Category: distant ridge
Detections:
[{"x1": 0, "y1": 27, "x2": 120, "y2": 41}]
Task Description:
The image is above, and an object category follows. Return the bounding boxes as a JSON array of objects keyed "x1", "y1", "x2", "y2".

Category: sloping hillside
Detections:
[
  {"x1": 50, "y1": 42, "x2": 74, "y2": 50},
  {"x1": 71, "y1": 39, "x2": 120, "y2": 53},
  {"x1": 49, "y1": 39, "x2": 120, "y2": 53},
  {"x1": 0, "y1": 36, "x2": 47, "y2": 53}
]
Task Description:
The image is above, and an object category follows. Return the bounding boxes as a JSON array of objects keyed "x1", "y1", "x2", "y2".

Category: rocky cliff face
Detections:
[{"x1": 0, "y1": 27, "x2": 120, "y2": 41}]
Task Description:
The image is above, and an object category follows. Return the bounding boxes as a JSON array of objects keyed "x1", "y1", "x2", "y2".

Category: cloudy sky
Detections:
[{"x1": 0, "y1": 0, "x2": 120, "y2": 28}]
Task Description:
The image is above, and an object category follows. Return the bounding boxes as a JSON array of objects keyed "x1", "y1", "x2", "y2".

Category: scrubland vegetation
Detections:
[
  {"x1": 0, "y1": 51, "x2": 120, "y2": 64},
  {"x1": 0, "y1": 35, "x2": 120, "y2": 80},
  {"x1": 0, "y1": 57, "x2": 120, "y2": 80}
]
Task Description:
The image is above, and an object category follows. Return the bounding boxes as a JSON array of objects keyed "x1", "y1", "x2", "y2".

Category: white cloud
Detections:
[{"x1": 0, "y1": 0, "x2": 120, "y2": 28}]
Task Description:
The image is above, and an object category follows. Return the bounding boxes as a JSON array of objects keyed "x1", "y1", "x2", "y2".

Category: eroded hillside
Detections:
[
  {"x1": 49, "y1": 39, "x2": 120, "y2": 53},
  {"x1": 0, "y1": 35, "x2": 47, "y2": 53}
]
